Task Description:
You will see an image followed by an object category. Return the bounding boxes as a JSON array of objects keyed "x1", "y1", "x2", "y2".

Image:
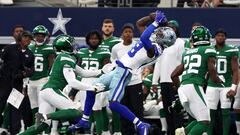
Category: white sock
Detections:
[
  {"x1": 51, "y1": 120, "x2": 58, "y2": 131},
  {"x1": 102, "y1": 130, "x2": 111, "y2": 135},
  {"x1": 113, "y1": 132, "x2": 122, "y2": 135},
  {"x1": 82, "y1": 114, "x2": 89, "y2": 121},
  {"x1": 236, "y1": 121, "x2": 240, "y2": 134},
  {"x1": 160, "y1": 117, "x2": 167, "y2": 132}
]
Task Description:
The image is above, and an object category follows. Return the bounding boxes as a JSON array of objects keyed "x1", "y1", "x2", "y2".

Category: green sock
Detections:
[
  {"x1": 207, "y1": 109, "x2": 216, "y2": 135},
  {"x1": 112, "y1": 111, "x2": 121, "y2": 132},
  {"x1": 48, "y1": 109, "x2": 82, "y2": 121},
  {"x1": 2, "y1": 104, "x2": 10, "y2": 129},
  {"x1": 189, "y1": 122, "x2": 209, "y2": 135},
  {"x1": 185, "y1": 120, "x2": 198, "y2": 134},
  {"x1": 32, "y1": 108, "x2": 38, "y2": 123},
  {"x1": 222, "y1": 109, "x2": 230, "y2": 135},
  {"x1": 19, "y1": 122, "x2": 49, "y2": 135},
  {"x1": 102, "y1": 107, "x2": 109, "y2": 131},
  {"x1": 159, "y1": 108, "x2": 166, "y2": 117},
  {"x1": 93, "y1": 110, "x2": 104, "y2": 134}
]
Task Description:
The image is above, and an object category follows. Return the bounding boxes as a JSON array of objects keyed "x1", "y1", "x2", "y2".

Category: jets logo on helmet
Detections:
[
  {"x1": 191, "y1": 26, "x2": 212, "y2": 46},
  {"x1": 32, "y1": 25, "x2": 49, "y2": 46},
  {"x1": 151, "y1": 27, "x2": 176, "y2": 48},
  {"x1": 53, "y1": 34, "x2": 76, "y2": 54}
]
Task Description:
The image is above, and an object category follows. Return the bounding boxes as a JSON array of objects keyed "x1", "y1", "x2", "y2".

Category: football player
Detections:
[
  {"x1": 75, "y1": 30, "x2": 111, "y2": 135},
  {"x1": 171, "y1": 26, "x2": 223, "y2": 135},
  {"x1": 28, "y1": 25, "x2": 55, "y2": 121},
  {"x1": 98, "y1": 18, "x2": 121, "y2": 52},
  {"x1": 70, "y1": 11, "x2": 176, "y2": 135},
  {"x1": 19, "y1": 34, "x2": 105, "y2": 135},
  {"x1": 206, "y1": 29, "x2": 239, "y2": 135}
]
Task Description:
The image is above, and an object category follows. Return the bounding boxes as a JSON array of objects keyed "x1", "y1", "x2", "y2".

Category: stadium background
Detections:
[{"x1": 0, "y1": 7, "x2": 240, "y2": 46}]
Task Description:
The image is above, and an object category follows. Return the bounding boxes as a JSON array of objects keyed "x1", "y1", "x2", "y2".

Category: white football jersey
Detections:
[{"x1": 116, "y1": 41, "x2": 163, "y2": 71}]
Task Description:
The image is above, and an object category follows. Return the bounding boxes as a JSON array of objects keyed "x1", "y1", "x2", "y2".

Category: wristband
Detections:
[
  {"x1": 231, "y1": 84, "x2": 237, "y2": 90},
  {"x1": 152, "y1": 21, "x2": 159, "y2": 27}
]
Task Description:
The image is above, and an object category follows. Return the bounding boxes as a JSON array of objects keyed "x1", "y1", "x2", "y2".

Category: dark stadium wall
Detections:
[{"x1": 0, "y1": 7, "x2": 239, "y2": 38}]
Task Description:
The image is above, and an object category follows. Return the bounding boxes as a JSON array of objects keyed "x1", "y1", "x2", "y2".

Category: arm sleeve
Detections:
[
  {"x1": 75, "y1": 65, "x2": 101, "y2": 77},
  {"x1": 111, "y1": 46, "x2": 118, "y2": 63},
  {"x1": 63, "y1": 66, "x2": 95, "y2": 91},
  {"x1": 140, "y1": 22, "x2": 158, "y2": 51},
  {"x1": 152, "y1": 56, "x2": 161, "y2": 85}
]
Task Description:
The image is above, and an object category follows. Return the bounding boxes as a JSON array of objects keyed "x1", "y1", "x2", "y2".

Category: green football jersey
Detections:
[
  {"x1": 76, "y1": 48, "x2": 110, "y2": 70},
  {"x1": 143, "y1": 74, "x2": 161, "y2": 100},
  {"x1": 28, "y1": 43, "x2": 55, "y2": 80},
  {"x1": 208, "y1": 44, "x2": 239, "y2": 87},
  {"x1": 42, "y1": 53, "x2": 76, "y2": 91},
  {"x1": 184, "y1": 39, "x2": 192, "y2": 50},
  {"x1": 99, "y1": 36, "x2": 121, "y2": 52},
  {"x1": 181, "y1": 46, "x2": 216, "y2": 86}
]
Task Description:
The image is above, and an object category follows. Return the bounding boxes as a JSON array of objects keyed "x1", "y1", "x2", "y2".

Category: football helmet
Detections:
[
  {"x1": 151, "y1": 27, "x2": 176, "y2": 48},
  {"x1": 53, "y1": 34, "x2": 75, "y2": 54},
  {"x1": 190, "y1": 26, "x2": 212, "y2": 46},
  {"x1": 32, "y1": 25, "x2": 49, "y2": 45}
]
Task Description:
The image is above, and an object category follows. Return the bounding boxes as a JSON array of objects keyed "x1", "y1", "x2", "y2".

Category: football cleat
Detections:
[
  {"x1": 68, "y1": 119, "x2": 90, "y2": 132},
  {"x1": 138, "y1": 122, "x2": 151, "y2": 135}
]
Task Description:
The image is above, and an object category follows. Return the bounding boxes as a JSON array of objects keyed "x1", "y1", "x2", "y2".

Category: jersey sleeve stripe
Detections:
[
  {"x1": 205, "y1": 49, "x2": 216, "y2": 54},
  {"x1": 225, "y1": 49, "x2": 239, "y2": 52},
  {"x1": 42, "y1": 47, "x2": 54, "y2": 50},
  {"x1": 144, "y1": 78, "x2": 152, "y2": 83},
  {"x1": 77, "y1": 52, "x2": 85, "y2": 54},
  {"x1": 98, "y1": 51, "x2": 111, "y2": 55},
  {"x1": 60, "y1": 56, "x2": 75, "y2": 63}
]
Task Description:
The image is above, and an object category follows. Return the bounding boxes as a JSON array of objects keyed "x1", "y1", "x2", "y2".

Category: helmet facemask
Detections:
[
  {"x1": 32, "y1": 25, "x2": 49, "y2": 46},
  {"x1": 152, "y1": 27, "x2": 176, "y2": 49}
]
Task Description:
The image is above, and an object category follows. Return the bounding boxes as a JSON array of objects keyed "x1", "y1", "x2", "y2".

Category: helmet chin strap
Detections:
[
  {"x1": 36, "y1": 41, "x2": 44, "y2": 46},
  {"x1": 34, "y1": 37, "x2": 47, "y2": 46}
]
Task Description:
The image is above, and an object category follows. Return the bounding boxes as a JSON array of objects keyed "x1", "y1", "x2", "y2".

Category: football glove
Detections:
[
  {"x1": 154, "y1": 10, "x2": 167, "y2": 25},
  {"x1": 93, "y1": 83, "x2": 106, "y2": 93}
]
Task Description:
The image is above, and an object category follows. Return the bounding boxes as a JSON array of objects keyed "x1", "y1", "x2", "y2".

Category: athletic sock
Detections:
[{"x1": 222, "y1": 109, "x2": 231, "y2": 135}]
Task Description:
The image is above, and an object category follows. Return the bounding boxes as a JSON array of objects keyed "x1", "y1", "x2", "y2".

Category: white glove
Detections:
[
  {"x1": 102, "y1": 63, "x2": 115, "y2": 74},
  {"x1": 93, "y1": 83, "x2": 106, "y2": 92}
]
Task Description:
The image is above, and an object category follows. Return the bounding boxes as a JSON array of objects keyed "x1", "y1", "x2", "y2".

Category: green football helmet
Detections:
[
  {"x1": 33, "y1": 25, "x2": 49, "y2": 36},
  {"x1": 32, "y1": 25, "x2": 49, "y2": 45},
  {"x1": 53, "y1": 34, "x2": 75, "y2": 54},
  {"x1": 191, "y1": 26, "x2": 212, "y2": 46}
]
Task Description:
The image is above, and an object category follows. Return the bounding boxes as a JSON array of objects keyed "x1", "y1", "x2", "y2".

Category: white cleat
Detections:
[{"x1": 175, "y1": 127, "x2": 186, "y2": 135}]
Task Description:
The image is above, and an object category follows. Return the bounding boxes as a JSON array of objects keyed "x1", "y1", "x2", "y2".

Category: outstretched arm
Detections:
[
  {"x1": 75, "y1": 65, "x2": 101, "y2": 77},
  {"x1": 63, "y1": 66, "x2": 96, "y2": 91},
  {"x1": 140, "y1": 11, "x2": 167, "y2": 58}
]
